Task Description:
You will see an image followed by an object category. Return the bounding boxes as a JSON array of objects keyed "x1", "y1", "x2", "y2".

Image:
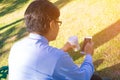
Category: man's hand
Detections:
[
  {"x1": 61, "y1": 42, "x2": 75, "y2": 52},
  {"x1": 84, "y1": 42, "x2": 94, "y2": 55}
]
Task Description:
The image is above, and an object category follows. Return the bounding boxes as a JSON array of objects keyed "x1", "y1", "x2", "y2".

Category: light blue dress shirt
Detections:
[{"x1": 8, "y1": 33, "x2": 94, "y2": 80}]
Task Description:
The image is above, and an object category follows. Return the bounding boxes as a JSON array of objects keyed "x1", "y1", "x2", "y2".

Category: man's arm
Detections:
[
  {"x1": 53, "y1": 53, "x2": 94, "y2": 80},
  {"x1": 60, "y1": 42, "x2": 73, "y2": 52},
  {"x1": 54, "y1": 41, "x2": 94, "y2": 80}
]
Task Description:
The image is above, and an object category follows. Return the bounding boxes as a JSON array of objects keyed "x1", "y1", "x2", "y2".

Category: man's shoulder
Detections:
[
  {"x1": 47, "y1": 46, "x2": 68, "y2": 57},
  {"x1": 11, "y1": 37, "x2": 29, "y2": 49}
]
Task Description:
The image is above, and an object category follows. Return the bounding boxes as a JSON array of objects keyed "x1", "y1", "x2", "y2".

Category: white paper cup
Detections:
[{"x1": 68, "y1": 36, "x2": 80, "y2": 51}]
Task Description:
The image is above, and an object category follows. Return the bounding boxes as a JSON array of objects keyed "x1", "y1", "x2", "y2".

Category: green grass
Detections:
[{"x1": 1, "y1": 0, "x2": 120, "y2": 80}]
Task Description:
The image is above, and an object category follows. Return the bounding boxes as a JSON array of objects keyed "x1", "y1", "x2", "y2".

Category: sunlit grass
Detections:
[
  {"x1": 51, "y1": 0, "x2": 120, "y2": 79},
  {"x1": 0, "y1": 0, "x2": 32, "y2": 27},
  {"x1": 0, "y1": 0, "x2": 120, "y2": 79}
]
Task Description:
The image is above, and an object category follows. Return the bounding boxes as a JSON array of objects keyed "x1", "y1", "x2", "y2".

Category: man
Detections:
[{"x1": 8, "y1": 0, "x2": 94, "y2": 80}]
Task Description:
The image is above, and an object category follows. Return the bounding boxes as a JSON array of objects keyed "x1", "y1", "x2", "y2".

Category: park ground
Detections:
[{"x1": 0, "y1": 0, "x2": 120, "y2": 80}]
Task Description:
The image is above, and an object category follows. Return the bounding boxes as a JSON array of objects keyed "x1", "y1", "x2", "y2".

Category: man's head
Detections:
[{"x1": 24, "y1": 0, "x2": 60, "y2": 41}]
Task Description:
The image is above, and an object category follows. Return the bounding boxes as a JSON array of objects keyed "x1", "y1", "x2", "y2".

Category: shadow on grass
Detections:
[
  {"x1": 54, "y1": 0, "x2": 73, "y2": 8},
  {"x1": 0, "y1": 0, "x2": 73, "y2": 17},
  {"x1": 0, "y1": 18, "x2": 28, "y2": 55},
  {"x1": 89, "y1": 59, "x2": 120, "y2": 80},
  {"x1": 71, "y1": 19, "x2": 120, "y2": 61},
  {"x1": 0, "y1": 18, "x2": 23, "y2": 30},
  {"x1": 93, "y1": 20, "x2": 120, "y2": 48},
  {"x1": 0, "y1": 0, "x2": 29, "y2": 17},
  {"x1": 0, "y1": 26, "x2": 16, "y2": 49},
  {"x1": 93, "y1": 59, "x2": 104, "y2": 70},
  {"x1": 68, "y1": 50, "x2": 83, "y2": 61},
  {"x1": 0, "y1": 0, "x2": 74, "y2": 56},
  {"x1": 0, "y1": 0, "x2": 4, "y2": 3},
  {"x1": 69, "y1": 20, "x2": 120, "y2": 79},
  {"x1": 98, "y1": 63, "x2": 120, "y2": 80}
]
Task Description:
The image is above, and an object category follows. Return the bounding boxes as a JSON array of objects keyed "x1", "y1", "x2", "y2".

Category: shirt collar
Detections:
[{"x1": 28, "y1": 33, "x2": 48, "y2": 44}]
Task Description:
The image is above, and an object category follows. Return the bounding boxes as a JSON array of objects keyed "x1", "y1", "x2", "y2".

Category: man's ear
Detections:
[{"x1": 50, "y1": 20, "x2": 55, "y2": 30}]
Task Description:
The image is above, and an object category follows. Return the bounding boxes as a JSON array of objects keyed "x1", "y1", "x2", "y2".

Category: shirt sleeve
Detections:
[{"x1": 52, "y1": 53, "x2": 94, "y2": 80}]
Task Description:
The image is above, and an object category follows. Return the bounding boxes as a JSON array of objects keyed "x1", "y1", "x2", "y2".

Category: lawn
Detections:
[{"x1": 0, "y1": 0, "x2": 120, "y2": 80}]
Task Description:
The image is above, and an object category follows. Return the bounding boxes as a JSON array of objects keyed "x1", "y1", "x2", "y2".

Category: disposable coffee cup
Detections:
[
  {"x1": 68, "y1": 36, "x2": 80, "y2": 52},
  {"x1": 80, "y1": 36, "x2": 92, "y2": 54}
]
